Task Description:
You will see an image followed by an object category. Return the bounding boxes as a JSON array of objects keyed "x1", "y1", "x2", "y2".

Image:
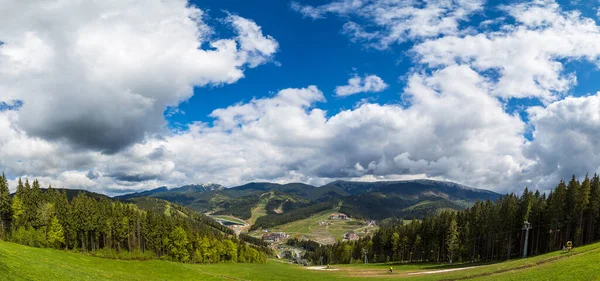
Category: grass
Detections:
[
  {"x1": 0, "y1": 240, "x2": 340, "y2": 281},
  {"x1": 248, "y1": 209, "x2": 378, "y2": 244},
  {"x1": 2, "y1": 239, "x2": 600, "y2": 280},
  {"x1": 248, "y1": 197, "x2": 269, "y2": 226},
  {"x1": 209, "y1": 215, "x2": 246, "y2": 225}
]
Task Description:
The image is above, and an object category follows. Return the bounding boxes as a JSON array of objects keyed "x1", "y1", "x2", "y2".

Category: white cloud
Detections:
[
  {"x1": 414, "y1": 0, "x2": 600, "y2": 102},
  {"x1": 2, "y1": 68, "x2": 532, "y2": 195},
  {"x1": 335, "y1": 74, "x2": 388, "y2": 96},
  {"x1": 4, "y1": 0, "x2": 600, "y2": 197},
  {"x1": 525, "y1": 93, "x2": 600, "y2": 188},
  {"x1": 292, "y1": 0, "x2": 484, "y2": 49},
  {"x1": 0, "y1": 0, "x2": 278, "y2": 152}
]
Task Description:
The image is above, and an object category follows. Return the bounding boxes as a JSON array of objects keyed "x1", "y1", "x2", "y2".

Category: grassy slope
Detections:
[
  {"x1": 248, "y1": 208, "x2": 378, "y2": 244},
  {"x1": 209, "y1": 215, "x2": 246, "y2": 225},
  {"x1": 2, "y1": 240, "x2": 600, "y2": 281},
  {"x1": 0, "y1": 240, "x2": 343, "y2": 281}
]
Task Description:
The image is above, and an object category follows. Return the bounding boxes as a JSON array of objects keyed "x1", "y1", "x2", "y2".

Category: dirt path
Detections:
[
  {"x1": 407, "y1": 266, "x2": 482, "y2": 275},
  {"x1": 306, "y1": 266, "x2": 339, "y2": 271}
]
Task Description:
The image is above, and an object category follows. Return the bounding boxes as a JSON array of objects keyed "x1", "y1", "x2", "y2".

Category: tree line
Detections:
[
  {"x1": 298, "y1": 174, "x2": 600, "y2": 265},
  {"x1": 0, "y1": 174, "x2": 268, "y2": 264}
]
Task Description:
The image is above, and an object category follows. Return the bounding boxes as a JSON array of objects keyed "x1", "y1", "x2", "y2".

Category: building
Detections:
[
  {"x1": 344, "y1": 231, "x2": 359, "y2": 241},
  {"x1": 329, "y1": 213, "x2": 349, "y2": 220},
  {"x1": 262, "y1": 232, "x2": 288, "y2": 243}
]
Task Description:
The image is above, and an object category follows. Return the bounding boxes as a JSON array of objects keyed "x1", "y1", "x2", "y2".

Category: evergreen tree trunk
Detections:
[
  {"x1": 507, "y1": 233, "x2": 511, "y2": 260},
  {"x1": 579, "y1": 213, "x2": 583, "y2": 245},
  {"x1": 535, "y1": 227, "x2": 540, "y2": 255},
  {"x1": 137, "y1": 217, "x2": 141, "y2": 251},
  {"x1": 81, "y1": 231, "x2": 85, "y2": 252}
]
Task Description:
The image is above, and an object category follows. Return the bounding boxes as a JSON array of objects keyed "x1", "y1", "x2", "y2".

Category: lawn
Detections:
[{"x1": 2, "y1": 240, "x2": 600, "y2": 280}]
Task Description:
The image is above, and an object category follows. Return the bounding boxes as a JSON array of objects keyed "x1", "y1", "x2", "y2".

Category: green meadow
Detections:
[{"x1": 1, "y1": 239, "x2": 600, "y2": 280}]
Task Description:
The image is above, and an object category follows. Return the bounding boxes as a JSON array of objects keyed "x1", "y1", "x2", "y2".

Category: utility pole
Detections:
[
  {"x1": 364, "y1": 249, "x2": 368, "y2": 264},
  {"x1": 523, "y1": 221, "x2": 532, "y2": 258}
]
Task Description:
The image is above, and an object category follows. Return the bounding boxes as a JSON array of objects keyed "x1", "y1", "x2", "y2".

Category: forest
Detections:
[
  {"x1": 299, "y1": 174, "x2": 600, "y2": 265},
  {"x1": 0, "y1": 174, "x2": 268, "y2": 264}
]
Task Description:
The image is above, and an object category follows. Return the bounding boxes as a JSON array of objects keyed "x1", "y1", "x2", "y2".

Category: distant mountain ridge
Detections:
[
  {"x1": 116, "y1": 183, "x2": 225, "y2": 200},
  {"x1": 116, "y1": 179, "x2": 501, "y2": 221},
  {"x1": 324, "y1": 179, "x2": 501, "y2": 219},
  {"x1": 324, "y1": 179, "x2": 499, "y2": 200}
]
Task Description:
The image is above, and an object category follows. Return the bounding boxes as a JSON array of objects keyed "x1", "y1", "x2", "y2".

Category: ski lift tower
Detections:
[{"x1": 523, "y1": 221, "x2": 532, "y2": 258}]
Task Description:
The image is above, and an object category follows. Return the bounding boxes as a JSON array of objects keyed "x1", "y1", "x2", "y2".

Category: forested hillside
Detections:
[
  {"x1": 298, "y1": 174, "x2": 600, "y2": 266},
  {"x1": 118, "y1": 180, "x2": 500, "y2": 224},
  {"x1": 0, "y1": 174, "x2": 268, "y2": 264}
]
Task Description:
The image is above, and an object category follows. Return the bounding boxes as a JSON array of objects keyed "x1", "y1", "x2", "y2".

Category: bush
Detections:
[{"x1": 10, "y1": 226, "x2": 47, "y2": 247}]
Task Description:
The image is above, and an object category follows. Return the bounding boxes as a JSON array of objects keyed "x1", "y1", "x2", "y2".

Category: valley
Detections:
[{"x1": 117, "y1": 179, "x2": 499, "y2": 247}]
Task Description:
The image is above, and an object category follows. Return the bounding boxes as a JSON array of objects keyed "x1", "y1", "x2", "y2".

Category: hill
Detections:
[
  {"x1": 116, "y1": 180, "x2": 501, "y2": 227},
  {"x1": 116, "y1": 183, "x2": 225, "y2": 201},
  {"x1": 4, "y1": 183, "x2": 270, "y2": 266},
  {"x1": 11, "y1": 188, "x2": 110, "y2": 201},
  {"x1": 1, "y1": 239, "x2": 599, "y2": 280},
  {"x1": 330, "y1": 179, "x2": 502, "y2": 219}
]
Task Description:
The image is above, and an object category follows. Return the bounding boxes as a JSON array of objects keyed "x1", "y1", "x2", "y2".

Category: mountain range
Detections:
[{"x1": 116, "y1": 179, "x2": 501, "y2": 222}]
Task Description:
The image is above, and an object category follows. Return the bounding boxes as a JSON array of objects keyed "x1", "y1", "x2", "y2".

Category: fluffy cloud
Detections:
[
  {"x1": 4, "y1": 0, "x2": 600, "y2": 196},
  {"x1": 525, "y1": 93, "x2": 600, "y2": 188},
  {"x1": 292, "y1": 0, "x2": 484, "y2": 49},
  {"x1": 133, "y1": 66, "x2": 527, "y2": 192},
  {"x1": 335, "y1": 74, "x2": 388, "y2": 96},
  {"x1": 414, "y1": 0, "x2": 600, "y2": 102},
  {"x1": 0, "y1": 0, "x2": 278, "y2": 153},
  {"x1": 1, "y1": 74, "x2": 530, "y2": 194}
]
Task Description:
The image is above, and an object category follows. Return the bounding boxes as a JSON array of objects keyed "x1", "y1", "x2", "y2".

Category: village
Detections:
[{"x1": 212, "y1": 211, "x2": 379, "y2": 264}]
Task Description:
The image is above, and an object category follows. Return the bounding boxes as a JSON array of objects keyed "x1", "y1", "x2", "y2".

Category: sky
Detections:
[{"x1": 2, "y1": 0, "x2": 600, "y2": 195}]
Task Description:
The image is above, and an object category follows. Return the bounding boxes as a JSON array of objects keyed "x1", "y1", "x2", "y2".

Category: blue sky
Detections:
[
  {"x1": 172, "y1": 0, "x2": 410, "y2": 127},
  {"x1": 3, "y1": 0, "x2": 600, "y2": 195},
  {"x1": 172, "y1": 0, "x2": 600, "y2": 134}
]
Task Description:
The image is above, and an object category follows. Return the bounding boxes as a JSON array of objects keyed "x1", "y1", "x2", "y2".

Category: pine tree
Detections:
[
  {"x1": 391, "y1": 232, "x2": 400, "y2": 260},
  {"x1": 589, "y1": 174, "x2": 600, "y2": 241},
  {"x1": 47, "y1": 216, "x2": 65, "y2": 249},
  {"x1": 29, "y1": 179, "x2": 42, "y2": 228},
  {"x1": 0, "y1": 173, "x2": 12, "y2": 236},
  {"x1": 11, "y1": 195, "x2": 24, "y2": 228},
  {"x1": 15, "y1": 178, "x2": 24, "y2": 197},
  {"x1": 446, "y1": 218, "x2": 459, "y2": 264},
  {"x1": 519, "y1": 187, "x2": 534, "y2": 222},
  {"x1": 566, "y1": 175, "x2": 580, "y2": 241},
  {"x1": 577, "y1": 175, "x2": 591, "y2": 245},
  {"x1": 39, "y1": 202, "x2": 55, "y2": 239},
  {"x1": 169, "y1": 226, "x2": 190, "y2": 262}
]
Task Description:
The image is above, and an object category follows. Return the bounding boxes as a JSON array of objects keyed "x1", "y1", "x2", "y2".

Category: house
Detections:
[
  {"x1": 344, "y1": 231, "x2": 359, "y2": 241},
  {"x1": 329, "y1": 213, "x2": 349, "y2": 220}
]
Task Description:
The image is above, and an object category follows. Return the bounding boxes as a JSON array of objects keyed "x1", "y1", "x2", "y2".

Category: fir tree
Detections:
[
  {"x1": 0, "y1": 173, "x2": 12, "y2": 236},
  {"x1": 446, "y1": 218, "x2": 459, "y2": 264}
]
